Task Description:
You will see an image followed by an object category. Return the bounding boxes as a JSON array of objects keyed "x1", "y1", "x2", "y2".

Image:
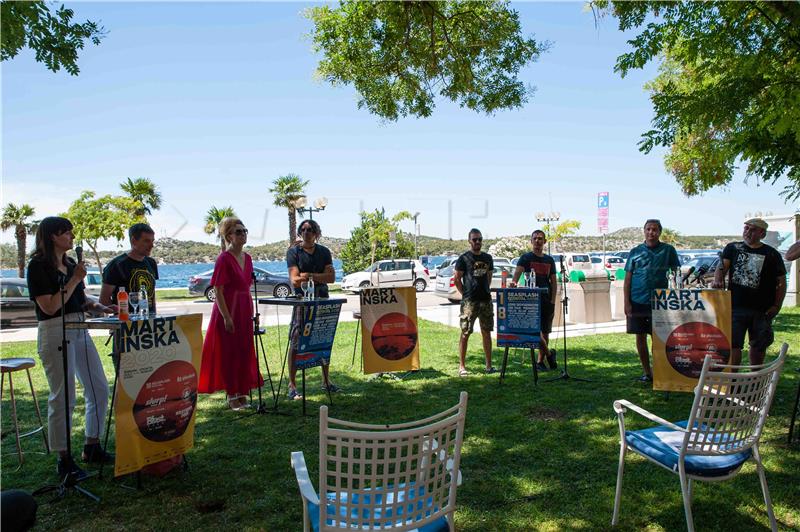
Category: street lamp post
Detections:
[
  {"x1": 536, "y1": 211, "x2": 560, "y2": 255},
  {"x1": 295, "y1": 196, "x2": 328, "y2": 220},
  {"x1": 413, "y1": 212, "x2": 420, "y2": 258}
]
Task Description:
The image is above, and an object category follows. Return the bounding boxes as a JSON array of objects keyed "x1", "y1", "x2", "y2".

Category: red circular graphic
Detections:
[
  {"x1": 665, "y1": 322, "x2": 730, "y2": 378},
  {"x1": 133, "y1": 361, "x2": 197, "y2": 442},
  {"x1": 370, "y1": 312, "x2": 418, "y2": 361}
]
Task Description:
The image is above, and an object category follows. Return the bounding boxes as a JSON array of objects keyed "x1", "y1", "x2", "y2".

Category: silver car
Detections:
[
  {"x1": 434, "y1": 264, "x2": 516, "y2": 303},
  {"x1": 188, "y1": 267, "x2": 292, "y2": 301}
]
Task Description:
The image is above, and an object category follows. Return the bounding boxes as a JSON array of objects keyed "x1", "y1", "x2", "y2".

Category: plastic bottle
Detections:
[
  {"x1": 307, "y1": 276, "x2": 315, "y2": 300},
  {"x1": 501, "y1": 269, "x2": 508, "y2": 288},
  {"x1": 118, "y1": 287, "x2": 129, "y2": 321},
  {"x1": 139, "y1": 286, "x2": 149, "y2": 317}
]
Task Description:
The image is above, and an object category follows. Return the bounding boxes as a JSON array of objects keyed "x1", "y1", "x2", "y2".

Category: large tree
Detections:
[
  {"x1": 340, "y1": 209, "x2": 414, "y2": 274},
  {"x1": 596, "y1": 1, "x2": 800, "y2": 201},
  {"x1": 0, "y1": 203, "x2": 37, "y2": 277},
  {"x1": 1, "y1": 0, "x2": 105, "y2": 75},
  {"x1": 269, "y1": 174, "x2": 308, "y2": 245},
  {"x1": 63, "y1": 192, "x2": 140, "y2": 270},
  {"x1": 204, "y1": 205, "x2": 236, "y2": 252},
  {"x1": 306, "y1": 0, "x2": 545, "y2": 121},
  {"x1": 120, "y1": 177, "x2": 162, "y2": 218}
]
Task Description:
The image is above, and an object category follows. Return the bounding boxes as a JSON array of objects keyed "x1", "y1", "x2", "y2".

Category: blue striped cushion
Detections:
[
  {"x1": 625, "y1": 420, "x2": 752, "y2": 478},
  {"x1": 307, "y1": 483, "x2": 448, "y2": 532}
]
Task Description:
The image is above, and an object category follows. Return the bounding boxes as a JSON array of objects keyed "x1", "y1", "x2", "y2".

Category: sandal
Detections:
[
  {"x1": 458, "y1": 368, "x2": 469, "y2": 377},
  {"x1": 227, "y1": 396, "x2": 243, "y2": 411}
]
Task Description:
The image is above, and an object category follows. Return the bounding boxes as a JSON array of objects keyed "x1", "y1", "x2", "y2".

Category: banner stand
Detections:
[{"x1": 499, "y1": 346, "x2": 538, "y2": 386}]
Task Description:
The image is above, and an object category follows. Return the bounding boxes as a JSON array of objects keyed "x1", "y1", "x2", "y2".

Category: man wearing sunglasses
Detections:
[
  {"x1": 100, "y1": 223, "x2": 159, "y2": 313},
  {"x1": 286, "y1": 219, "x2": 338, "y2": 399},
  {"x1": 454, "y1": 228, "x2": 496, "y2": 376}
]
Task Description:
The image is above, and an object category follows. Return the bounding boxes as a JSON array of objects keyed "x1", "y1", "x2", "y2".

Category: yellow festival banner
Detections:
[
  {"x1": 652, "y1": 289, "x2": 732, "y2": 392},
  {"x1": 360, "y1": 287, "x2": 420, "y2": 374},
  {"x1": 114, "y1": 314, "x2": 203, "y2": 476}
]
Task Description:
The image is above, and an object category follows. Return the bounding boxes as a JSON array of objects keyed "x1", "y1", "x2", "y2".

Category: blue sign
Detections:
[
  {"x1": 292, "y1": 301, "x2": 343, "y2": 370},
  {"x1": 598, "y1": 192, "x2": 609, "y2": 208},
  {"x1": 495, "y1": 288, "x2": 545, "y2": 348}
]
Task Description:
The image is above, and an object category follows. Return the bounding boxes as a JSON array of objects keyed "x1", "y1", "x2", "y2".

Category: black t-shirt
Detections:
[
  {"x1": 455, "y1": 251, "x2": 494, "y2": 301},
  {"x1": 517, "y1": 252, "x2": 556, "y2": 304},
  {"x1": 722, "y1": 242, "x2": 786, "y2": 311},
  {"x1": 286, "y1": 244, "x2": 332, "y2": 298},
  {"x1": 27, "y1": 257, "x2": 86, "y2": 321},
  {"x1": 102, "y1": 254, "x2": 159, "y2": 313}
]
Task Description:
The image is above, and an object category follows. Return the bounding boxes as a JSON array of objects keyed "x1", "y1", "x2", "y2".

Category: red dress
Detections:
[{"x1": 198, "y1": 251, "x2": 264, "y2": 396}]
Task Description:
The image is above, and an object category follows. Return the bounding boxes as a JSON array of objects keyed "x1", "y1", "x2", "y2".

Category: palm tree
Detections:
[
  {"x1": 269, "y1": 173, "x2": 308, "y2": 245},
  {"x1": 1, "y1": 203, "x2": 37, "y2": 277},
  {"x1": 204, "y1": 205, "x2": 236, "y2": 251},
  {"x1": 120, "y1": 177, "x2": 162, "y2": 218}
]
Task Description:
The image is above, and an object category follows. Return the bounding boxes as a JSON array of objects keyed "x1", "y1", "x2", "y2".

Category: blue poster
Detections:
[
  {"x1": 293, "y1": 301, "x2": 343, "y2": 370},
  {"x1": 495, "y1": 288, "x2": 544, "y2": 348}
]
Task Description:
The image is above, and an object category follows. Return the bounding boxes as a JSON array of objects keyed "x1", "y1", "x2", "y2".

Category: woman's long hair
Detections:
[{"x1": 31, "y1": 216, "x2": 73, "y2": 268}]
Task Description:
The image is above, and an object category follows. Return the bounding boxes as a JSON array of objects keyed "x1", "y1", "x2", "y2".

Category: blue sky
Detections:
[{"x1": 2, "y1": 1, "x2": 795, "y2": 251}]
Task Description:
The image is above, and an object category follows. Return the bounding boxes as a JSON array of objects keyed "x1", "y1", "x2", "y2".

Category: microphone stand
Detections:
[
  {"x1": 545, "y1": 257, "x2": 590, "y2": 384},
  {"x1": 247, "y1": 271, "x2": 275, "y2": 415},
  {"x1": 34, "y1": 272, "x2": 100, "y2": 502}
]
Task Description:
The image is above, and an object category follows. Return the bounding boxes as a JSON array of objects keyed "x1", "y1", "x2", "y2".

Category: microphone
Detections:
[
  {"x1": 75, "y1": 245, "x2": 83, "y2": 263},
  {"x1": 681, "y1": 266, "x2": 695, "y2": 286}
]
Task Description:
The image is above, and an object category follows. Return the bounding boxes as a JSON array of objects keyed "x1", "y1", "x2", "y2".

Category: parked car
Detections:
[
  {"x1": 680, "y1": 254, "x2": 719, "y2": 277},
  {"x1": 188, "y1": 267, "x2": 292, "y2": 301},
  {"x1": 84, "y1": 269, "x2": 103, "y2": 296},
  {"x1": 340, "y1": 259, "x2": 430, "y2": 293},
  {"x1": 429, "y1": 255, "x2": 459, "y2": 279},
  {"x1": 493, "y1": 257, "x2": 513, "y2": 267},
  {"x1": 604, "y1": 256, "x2": 625, "y2": 270},
  {"x1": 684, "y1": 257, "x2": 720, "y2": 287},
  {"x1": 434, "y1": 264, "x2": 516, "y2": 303},
  {"x1": 0, "y1": 277, "x2": 101, "y2": 329}
]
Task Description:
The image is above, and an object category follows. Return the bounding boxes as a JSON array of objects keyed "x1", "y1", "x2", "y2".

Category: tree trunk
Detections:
[
  {"x1": 288, "y1": 208, "x2": 297, "y2": 245},
  {"x1": 88, "y1": 243, "x2": 103, "y2": 271},
  {"x1": 15, "y1": 225, "x2": 26, "y2": 278}
]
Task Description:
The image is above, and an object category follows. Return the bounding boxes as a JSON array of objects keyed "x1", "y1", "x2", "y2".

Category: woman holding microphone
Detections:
[{"x1": 26, "y1": 217, "x2": 116, "y2": 478}]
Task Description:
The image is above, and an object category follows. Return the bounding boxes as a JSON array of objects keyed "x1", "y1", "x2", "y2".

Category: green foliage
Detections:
[
  {"x1": 1, "y1": 202, "x2": 36, "y2": 277},
  {"x1": 120, "y1": 177, "x2": 162, "y2": 218},
  {"x1": 598, "y1": 0, "x2": 800, "y2": 201},
  {"x1": 203, "y1": 205, "x2": 236, "y2": 252},
  {"x1": 544, "y1": 219, "x2": 581, "y2": 251},
  {"x1": 306, "y1": 0, "x2": 546, "y2": 121},
  {"x1": 1, "y1": 0, "x2": 105, "y2": 75},
  {"x1": 63, "y1": 191, "x2": 140, "y2": 270},
  {"x1": 340, "y1": 209, "x2": 414, "y2": 273},
  {"x1": 269, "y1": 173, "x2": 309, "y2": 244}
]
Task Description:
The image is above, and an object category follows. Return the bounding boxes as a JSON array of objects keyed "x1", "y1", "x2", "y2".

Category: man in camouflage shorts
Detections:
[{"x1": 454, "y1": 228, "x2": 496, "y2": 376}]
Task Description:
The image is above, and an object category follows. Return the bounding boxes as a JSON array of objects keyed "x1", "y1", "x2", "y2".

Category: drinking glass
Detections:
[
  {"x1": 300, "y1": 281, "x2": 309, "y2": 300},
  {"x1": 128, "y1": 293, "x2": 140, "y2": 317}
]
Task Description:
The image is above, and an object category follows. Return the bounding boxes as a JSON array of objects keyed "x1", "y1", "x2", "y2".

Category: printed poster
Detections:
[
  {"x1": 114, "y1": 314, "x2": 203, "y2": 477},
  {"x1": 651, "y1": 289, "x2": 732, "y2": 392},
  {"x1": 495, "y1": 288, "x2": 542, "y2": 348},
  {"x1": 292, "y1": 301, "x2": 344, "y2": 370},
  {"x1": 360, "y1": 287, "x2": 420, "y2": 374}
]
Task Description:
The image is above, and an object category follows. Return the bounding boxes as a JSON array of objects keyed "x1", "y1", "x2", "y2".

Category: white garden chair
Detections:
[
  {"x1": 612, "y1": 343, "x2": 788, "y2": 532},
  {"x1": 291, "y1": 391, "x2": 468, "y2": 532}
]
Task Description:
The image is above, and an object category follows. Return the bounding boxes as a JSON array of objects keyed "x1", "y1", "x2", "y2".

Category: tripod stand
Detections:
[
  {"x1": 34, "y1": 274, "x2": 99, "y2": 502},
  {"x1": 545, "y1": 257, "x2": 590, "y2": 384}
]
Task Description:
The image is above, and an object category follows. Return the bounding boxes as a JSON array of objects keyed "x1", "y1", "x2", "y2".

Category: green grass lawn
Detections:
[
  {"x1": 154, "y1": 288, "x2": 200, "y2": 301},
  {"x1": 2, "y1": 308, "x2": 798, "y2": 530}
]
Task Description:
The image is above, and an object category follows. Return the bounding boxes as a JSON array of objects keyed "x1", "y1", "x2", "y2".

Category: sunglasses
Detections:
[
  {"x1": 299, "y1": 227, "x2": 315, "y2": 234},
  {"x1": 233, "y1": 228, "x2": 248, "y2": 235},
  {"x1": 471, "y1": 237, "x2": 483, "y2": 242}
]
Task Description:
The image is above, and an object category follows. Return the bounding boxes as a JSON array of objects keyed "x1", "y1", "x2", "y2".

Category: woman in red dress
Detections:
[{"x1": 198, "y1": 217, "x2": 263, "y2": 410}]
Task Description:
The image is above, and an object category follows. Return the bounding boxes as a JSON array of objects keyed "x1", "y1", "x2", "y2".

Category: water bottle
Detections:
[
  {"x1": 139, "y1": 286, "x2": 149, "y2": 317},
  {"x1": 307, "y1": 276, "x2": 315, "y2": 300}
]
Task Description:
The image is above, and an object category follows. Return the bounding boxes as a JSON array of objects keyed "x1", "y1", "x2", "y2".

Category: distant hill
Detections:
[{"x1": 0, "y1": 230, "x2": 738, "y2": 270}]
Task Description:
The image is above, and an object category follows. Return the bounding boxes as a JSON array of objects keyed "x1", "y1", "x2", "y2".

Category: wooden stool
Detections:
[{"x1": 1, "y1": 358, "x2": 49, "y2": 466}]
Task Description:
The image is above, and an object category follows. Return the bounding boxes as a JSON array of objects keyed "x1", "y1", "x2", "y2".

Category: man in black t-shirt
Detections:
[
  {"x1": 713, "y1": 218, "x2": 786, "y2": 366},
  {"x1": 511, "y1": 229, "x2": 558, "y2": 371},
  {"x1": 286, "y1": 219, "x2": 338, "y2": 399},
  {"x1": 100, "y1": 223, "x2": 159, "y2": 313},
  {"x1": 454, "y1": 228, "x2": 495, "y2": 376}
]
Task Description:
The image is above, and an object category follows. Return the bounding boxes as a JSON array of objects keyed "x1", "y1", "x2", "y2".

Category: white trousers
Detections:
[{"x1": 37, "y1": 313, "x2": 109, "y2": 453}]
